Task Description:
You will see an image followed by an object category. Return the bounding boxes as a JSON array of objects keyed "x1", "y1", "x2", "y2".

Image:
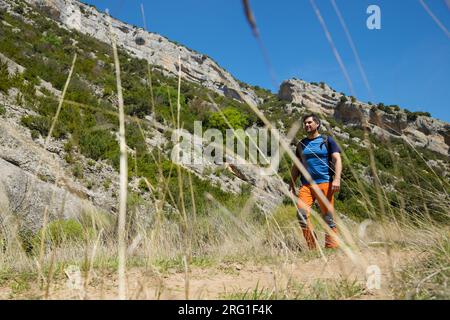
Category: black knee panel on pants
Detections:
[
  {"x1": 297, "y1": 208, "x2": 308, "y2": 228},
  {"x1": 324, "y1": 212, "x2": 336, "y2": 228}
]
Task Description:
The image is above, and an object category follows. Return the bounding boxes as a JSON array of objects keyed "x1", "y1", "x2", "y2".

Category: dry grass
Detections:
[
  {"x1": 0, "y1": 198, "x2": 448, "y2": 299},
  {"x1": 107, "y1": 10, "x2": 128, "y2": 301}
]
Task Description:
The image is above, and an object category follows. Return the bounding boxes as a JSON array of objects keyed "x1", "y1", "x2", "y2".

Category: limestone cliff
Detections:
[{"x1": 279, "y1": 78, "x2": 450, "y2": 156}]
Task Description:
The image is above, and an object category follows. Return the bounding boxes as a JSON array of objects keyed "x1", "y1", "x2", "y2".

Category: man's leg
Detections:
[
  {"x1": 297, "y1": 185, "x2": 317, "y2": 249},
  {"x1": 315, "y1": 183, "x2": 339, "y2": 249}
]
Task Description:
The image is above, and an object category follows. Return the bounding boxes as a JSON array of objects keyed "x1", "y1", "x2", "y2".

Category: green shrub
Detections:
[
  {"x1": 13, "y1": 4, "x2": 24, "y2": 15},
  {"x1": 78, "y1": 209, "x2": 115, "y2": 238},
  {"x1": 126, "y1": 123, "x2": 146, "y2": 153},
  {"x1": 31, "y1": 219, "x2": 89, "y2": 253},
  {"x1": 272, "y1": 205, "x2": 297, "y2": 227},
  {"x1": 0, "y1": 60, "x2": 11, "y2": 92},
  {"x1": 79, "y1": 129, "x2": 119, "y2": 167},
  {"x1": 326, "y1": 116, "x2": 339, "y2": 128},
  {"x1": 72, "y1": 163, "x2": 83, "y2": 178},
  {"x1": 138, "y1": 178, "x2": 150, "y2": 192},
  {"x1": 103, "y1": 178, "x2": 111, "y2": 190},
  {"x1": 64, "y1": 141, "x2": 73, "y2": 153},
  {"x1": 21, "y1": 115, "x2": 51, "y2": 137},
  {"x1": 389, "y1": 105, "x2": 400, "y2": 111},
  {"x1": 30, "y1": 129, "x2": 39, "y2": 140},
  {"x1": 153, "y1": 85, "x2": 185, "y2": 109},
  {"x1": 124, "y1": 86, "x2": 153, "y2": 118},
  {"x1": 64, "y1": 152, "x2": 74, "y2": 164},
  {"x1": 207, "y1": 107, "x2": 249, "y2": 133},
  {"x1": 374, "y1": 147, "x2": 393, "y2": 169},
  {"x1": 0, "y1": 104, "x2": 6, "y2": 116},
  {"x1": 40, "y1": 32, "x2": 62, "y2": 47},
  {"x1": 18, "y1": 219, "x2": 92, "y2": 254},
  {"x1": 406, "y1": 112, "x2": 417, "y2": 122},
  {"x1": 40, "y1": 219, "x2": 84, "y2": 244},
  {"x1": 29, "y1": 58, "x2": 68, "y2": 90},
  {"x1": 127, "y1": 192, "x2": 144, "y2": 209},
  {"x1": 377, "y1": 103, "x2": 386, "y2": 112},
  {"x1": 86, "y1": 180, "x2": 94, "y2": 190},
  {"x1": 405, "y1": 110, "x2": 431, "y2": 122},
  {"x1": 335, "y1": 196, "x2": 369, "y2": 221},
  {"x1": 18, "y1": 228, "x2": 35, "y2": 254}
]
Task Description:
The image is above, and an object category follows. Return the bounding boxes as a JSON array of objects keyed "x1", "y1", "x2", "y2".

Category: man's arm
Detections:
[
  {"x1": 289, "y1": 163, "x2": 300, "y2": 194},
  {"x1": 331, "y1": 152, "x2": 342, "y2": 192}
]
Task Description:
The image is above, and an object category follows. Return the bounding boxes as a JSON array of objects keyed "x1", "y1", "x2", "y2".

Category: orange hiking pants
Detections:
[{"x1": 297, "y1": 182, "x2": 338, "y2": 249}]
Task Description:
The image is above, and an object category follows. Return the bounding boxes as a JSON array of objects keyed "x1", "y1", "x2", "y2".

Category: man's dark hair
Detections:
[{"x1": 302, "y1": 113, "x2": 321, "y2": 129}]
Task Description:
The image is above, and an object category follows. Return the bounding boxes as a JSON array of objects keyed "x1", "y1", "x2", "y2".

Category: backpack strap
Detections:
[
  {"x1": 296, "y1": 135, "x2": 336, "y2": 179},
  {"x1": 298, "y1": 136, "x2": 330, "y2": 161},
  {"x1": 320, "y1": 135, "x2": 329, "y2": 153},
  {"x1": 296, "y1": 138, "x2": 308, "y2": 164},
  {"x1": 321, "y1": 135, "x2": 336, "y2": 178}
]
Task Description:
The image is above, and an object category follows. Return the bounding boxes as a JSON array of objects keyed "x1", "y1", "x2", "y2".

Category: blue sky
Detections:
[{"x1": 83, "y1": 0, "x2": 450, "y2": 122}]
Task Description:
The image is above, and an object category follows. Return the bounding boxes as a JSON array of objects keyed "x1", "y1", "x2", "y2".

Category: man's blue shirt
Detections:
[{"x1": 296, "y1": 135, "x2": 341, "y2": 185}]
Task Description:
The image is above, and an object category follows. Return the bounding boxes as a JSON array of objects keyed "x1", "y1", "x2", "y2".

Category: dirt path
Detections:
[{"x1": 0, "y1": 247, "x2": 418, "y2": 300}]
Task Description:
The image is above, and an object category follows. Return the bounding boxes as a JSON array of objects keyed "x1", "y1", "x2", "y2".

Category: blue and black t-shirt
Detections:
[{"x1": 296, "y1": 135, "x2": 341, "y2": 185}]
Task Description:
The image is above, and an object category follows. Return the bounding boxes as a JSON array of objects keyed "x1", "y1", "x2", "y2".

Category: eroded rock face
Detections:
[
  {"x1": 279, "y1": 78, "x2": 342, "y2": 115},
  {"x1": 0, "y1": 120, "x2": 115, "y2": 231},
  {"x1": 334, "y1": 102, "x2": 367, "y2": 125},
  {"x1": 16, "y1": 0, "x2": 260, "y2": 107},
  {"x1": 0, "y1": 158, "x2": 100, "y2": 232},
  {"x1": 279, "y1": 78, "x2": 450, "y2": 156},
  {"x1": 169, "y1": 129, "x2": 287, "y2": 214}
]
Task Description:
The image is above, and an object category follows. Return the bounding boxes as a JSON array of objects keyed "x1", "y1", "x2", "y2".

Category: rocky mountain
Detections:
[
  {"x1": 0, "y1": 0, "x2": 448, "y2": 235},
  {"x1": 0, "y1": 0, "x2": 287, "y2": 230},
  {"x1": 18, "y1": 0, "x2": 261, "y2": 107},
  {"x1": 279, "y1": 78, "x2": 450, "y2": 156},
  {"x1": 5, "y1": 0, "x2": 448, "y2": 155}
]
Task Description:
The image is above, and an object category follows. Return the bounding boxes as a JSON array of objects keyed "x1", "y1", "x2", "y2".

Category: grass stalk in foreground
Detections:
[{"x1": 107, "y1": 11, "x2": 128, "y2": 300}]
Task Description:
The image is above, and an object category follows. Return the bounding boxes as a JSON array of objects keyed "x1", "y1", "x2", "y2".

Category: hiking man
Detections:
[{"x1": 289, "y1": 114, "x2": 342, "y2": 249}]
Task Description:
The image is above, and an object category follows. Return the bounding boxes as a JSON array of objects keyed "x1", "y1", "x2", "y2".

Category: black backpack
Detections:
[{"x1": 295, "y1": 135, "x2": 335, "y2": 178}]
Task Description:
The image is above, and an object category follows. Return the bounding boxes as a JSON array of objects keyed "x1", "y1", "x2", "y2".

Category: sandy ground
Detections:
[{"x1": 0, "y1": 247, "x2": 418, "y2": 300}]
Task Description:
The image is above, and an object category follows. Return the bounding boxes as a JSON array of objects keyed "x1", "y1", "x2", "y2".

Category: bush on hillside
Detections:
[{"x1": 207, "y1": 107, "x2": 249, "y2": 133}]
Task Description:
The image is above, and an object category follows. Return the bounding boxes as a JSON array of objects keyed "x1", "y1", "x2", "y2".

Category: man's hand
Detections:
[{"x1": 331, "y1": 179, "x2": 340, "y2": 193}]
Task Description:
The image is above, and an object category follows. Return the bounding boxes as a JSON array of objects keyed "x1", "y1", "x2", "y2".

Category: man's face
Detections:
[{"x1": 303, "y1": 117, "x2": 319, "y2": 133}]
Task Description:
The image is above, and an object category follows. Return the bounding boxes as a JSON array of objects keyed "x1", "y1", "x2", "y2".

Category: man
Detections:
[{"x1": 289, "y1": 114, "x2": 342, "y2": 249}]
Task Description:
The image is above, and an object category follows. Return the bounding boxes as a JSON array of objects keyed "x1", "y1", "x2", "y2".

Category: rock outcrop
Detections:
[
  {"x1": 169, "y1": 128, "x2": 287, "y2": 214},
  {"x1": 0, "y1": 117, "x2": 116, "y2": 232},
  {"x1": 279, "y1": 78, "x2": 341, "y2": 114},
  {"x1": 0, "y1": 157, "x2": 100, "y2": 232},
  {"x1": 279, "y1": 78, "x2": 450, "y2": 156}
]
